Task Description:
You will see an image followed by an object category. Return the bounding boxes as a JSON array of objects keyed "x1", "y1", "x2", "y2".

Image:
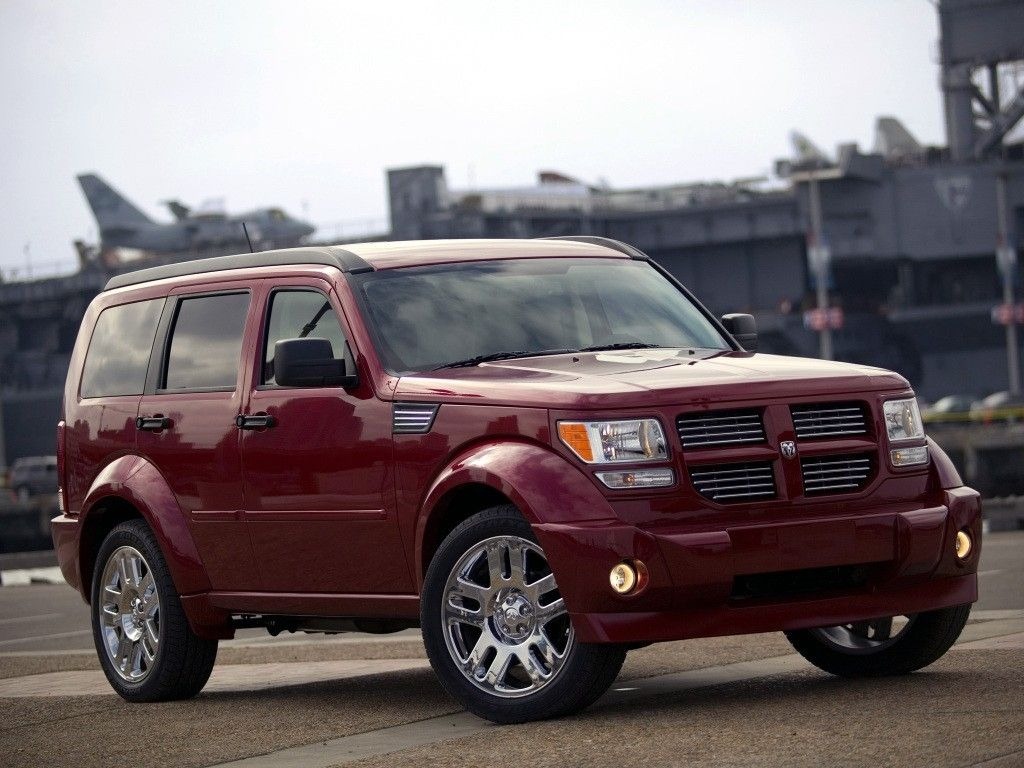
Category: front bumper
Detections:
[{"x1": 536, "y1": 486, "x2": 981, "y2": 644}]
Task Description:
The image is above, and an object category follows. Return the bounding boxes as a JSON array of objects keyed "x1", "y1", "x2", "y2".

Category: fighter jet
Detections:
[{"x1": 77, "y1": 173, "x2": 315, "y2": 252}]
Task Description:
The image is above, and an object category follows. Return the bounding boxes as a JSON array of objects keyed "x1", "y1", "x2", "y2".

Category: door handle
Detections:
[
  {"x1": 136, "y1": 415, "x2": 170, "y2": 432},
  {"x1": 235, "y1": 413, "x2": 276, "y2": 430}
]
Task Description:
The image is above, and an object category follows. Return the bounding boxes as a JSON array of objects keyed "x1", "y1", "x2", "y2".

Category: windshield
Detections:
[{"x1": 352, "y1": 258, "x2": 730, "y2": 374}]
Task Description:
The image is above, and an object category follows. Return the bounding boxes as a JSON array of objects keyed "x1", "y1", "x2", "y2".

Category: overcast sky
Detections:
[{"x1": 0, "y1": 0, "x2": 944, "y2": 275}]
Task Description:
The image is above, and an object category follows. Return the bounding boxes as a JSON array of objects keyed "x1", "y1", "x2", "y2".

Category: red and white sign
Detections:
[
  {"x1": 991, "y1": 303, "x2": 1024, "y2": 326},
  {"x1": 803, "y1": 307, "x2": 844, "y2": 331}
]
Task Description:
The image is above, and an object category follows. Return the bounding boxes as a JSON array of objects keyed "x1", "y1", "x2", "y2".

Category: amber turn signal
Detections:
[
  {"x1": 557, "y1": 422, "x2": 594, "y2": 462},
  {"x1": 955, "y1": 529, "x2": 972, "y2": 560}
]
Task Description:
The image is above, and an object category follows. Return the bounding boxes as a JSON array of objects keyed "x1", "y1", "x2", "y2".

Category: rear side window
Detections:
[
  {"x1": 80, "y1": 299, "x2": 163, "y2": 398},
  {"x1": 164, "y1": 293, "x2": 250, "y2": 390}
]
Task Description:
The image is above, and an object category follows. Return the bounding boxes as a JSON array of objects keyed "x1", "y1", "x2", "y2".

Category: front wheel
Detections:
[
  {"x1": 91, "y1": 519, "x2": 218, "y2": 701},
  {"x1": 421, "y1": 506, "x2": 626, "y2": 724},
  {"x1": 784, "y1": 603, "x2": 971, "y2": 677}
]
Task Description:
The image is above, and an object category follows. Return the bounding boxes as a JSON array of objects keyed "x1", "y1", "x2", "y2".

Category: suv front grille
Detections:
[
  {"x1": 690, "y1": 461, "x2": 776, "y2": 503},
  {"x1": 800, "y1": 454, "x2": 873, "y2": 495},
  {"x1": 790, "y1": 402, "x2": 868, "y2": 439},
  {"x1": 677, "y1": 409, "x2": 766, "y2": 447}
]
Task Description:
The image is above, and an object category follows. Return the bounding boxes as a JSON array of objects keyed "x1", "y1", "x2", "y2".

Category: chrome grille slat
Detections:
[
  {"x1": 678, "y1": 426, "x2": 763, "y2": 434},
  {"x1": 690, "y1": 466, "x2": 775, "y2": 478},
  {"x1": 678, "y1": 437, "x2": 765, "y2": 446},
  {"x1": 679, "y1": 415, "x2": 763, "y2": 425},
  {"x1": 791, "y1": 415, "x2": 863, "y2": 420},
  {"x1": 803, "y1": 467, "x2": 870, "y2": 477},
  {"x1": 790, "y1": 421, "x2": 864, "y2": 428},
  {"x1": 791, "y1": 429, "x2": 866, "y2": 437},
  {"x1": 795, "y1": 408, "x2": 862, "y2": 415},
  {"x1": 677, "y1": 409, "x2": 766, "y2": 448},
  {"x1": 790, "y1": 402, "x2": 868, "y2": 439},
  {"x1": 801, "y1": 458, "x2": 871, "y2": 468},
  {"x1": 689, "y1": 461, "x2": 776, "y2": 503},
  {"x1": 693, "y1": 483, "x2": 776, "y2": 494},
  {"x1": 693, "y1": 479, "x2": 775, "y2": 488},
  {"x1": 803, "y1": 482, "x2": 862, "y2": 492},
  {"x1": 801, "y1": 454, "x2": 873, "y2": 495},
  {"x1": 392, "y1": 403, "x2": 439, "y2": 434},
  {"x1": 708, "y1": 490, "x2": 778, "y2": 500}
]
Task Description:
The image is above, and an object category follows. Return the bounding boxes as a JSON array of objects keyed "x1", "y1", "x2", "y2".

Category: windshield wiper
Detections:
[
  {"x1": 578, "y1": 342, "x2": 664, "y2": 352},
  {"x1": 432, "y1": 348, "x2": 576, "y2": 370}
]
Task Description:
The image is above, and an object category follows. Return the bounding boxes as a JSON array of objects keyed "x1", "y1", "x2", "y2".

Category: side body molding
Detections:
[{"x1": 80, "y1": 455, "x2": 212, "y2": 598}]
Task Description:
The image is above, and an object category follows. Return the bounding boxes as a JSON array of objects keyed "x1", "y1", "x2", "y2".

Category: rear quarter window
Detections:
[{"x1": 79, "y1": 299, "x2": 164, "y2": 398}]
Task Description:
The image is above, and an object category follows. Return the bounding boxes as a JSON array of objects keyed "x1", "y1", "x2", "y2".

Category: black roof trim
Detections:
[
  {"x1": 538, "y1": 235, "x2": 650, "y2": 260},
  {"x1": 103, "y1": 247, "x2": 373, "y2": 291}
]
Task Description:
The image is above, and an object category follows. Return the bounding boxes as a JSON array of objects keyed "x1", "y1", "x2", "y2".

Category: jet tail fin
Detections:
[
  {"x1": 163, "y1": 200, "x2": 191, "y2": 221},
  {"x1": 77, "y1": 173, "x2": 154, "y2": 230}
]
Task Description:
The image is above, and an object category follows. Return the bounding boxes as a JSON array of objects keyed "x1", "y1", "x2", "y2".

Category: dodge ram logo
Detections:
[{"x1": 780, "y1": 441, "x2": 797, "y2": 459}]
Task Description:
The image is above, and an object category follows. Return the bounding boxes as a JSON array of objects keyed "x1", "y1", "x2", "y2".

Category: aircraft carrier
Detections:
[{"x1": 1, "y1": 0, "x2": 1023, "y2": 466}]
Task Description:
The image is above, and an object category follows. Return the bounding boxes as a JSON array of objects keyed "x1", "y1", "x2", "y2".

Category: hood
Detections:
[{"x1": 393, "y1": 349, "x2": 910, "y2": 410}]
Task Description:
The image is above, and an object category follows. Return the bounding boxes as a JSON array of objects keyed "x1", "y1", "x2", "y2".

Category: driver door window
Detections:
[{"x1": 262, "y1": 290, "x2": 352, "y2": 386}]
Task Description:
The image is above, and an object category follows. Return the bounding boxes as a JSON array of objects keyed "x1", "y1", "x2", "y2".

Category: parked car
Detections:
[
  {"x1": 971, "y1": 390, "x2": 1024, "y2": 423},
  {"x1": 7, "y1": 455, "x2": 58, "y2": 502},
  {"x1": 52, "y1": 237, "x2": 980, "y2": 723},
  {"x1": 922, "y1": 394, "x2": 975, "y2": 425}
]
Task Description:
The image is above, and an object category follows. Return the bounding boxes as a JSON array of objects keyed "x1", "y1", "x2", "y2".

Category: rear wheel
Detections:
[
  {"x1": 91, "y1": 519, "x2": 217, "y2": 701},
  {"x1": 421, "y1": 506, "x2": 626, "y2": 723},
  {"x1": 784, "y1": 604, "x2": 970, "y2": 677}
]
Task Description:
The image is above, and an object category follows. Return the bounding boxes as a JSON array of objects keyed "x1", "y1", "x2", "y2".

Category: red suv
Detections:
[{"x1": 53, "y1": 237, "x2": 980, "y2": 723}]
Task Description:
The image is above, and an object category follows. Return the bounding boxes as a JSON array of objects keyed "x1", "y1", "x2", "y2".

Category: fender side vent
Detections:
[{"x1": 393, "y1": 403, "x2": 439, "y2": 434}]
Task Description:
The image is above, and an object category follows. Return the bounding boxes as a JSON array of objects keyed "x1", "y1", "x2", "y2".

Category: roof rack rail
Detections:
[
  {"x1": 103, "y1": 246, "x2": 373, "y2": 291},
  {"x1": 538, "y1": 235, "x2": 650, "y2": 260}
]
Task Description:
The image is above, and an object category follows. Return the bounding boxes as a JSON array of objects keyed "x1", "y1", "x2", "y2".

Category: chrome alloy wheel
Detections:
[
  {"x1": 442, "y1": 535, "x2": 574, "y2": 698},
  {"x1": 811, "y1": 614, "x2": 917, "y2": 654},
  {"x1": 99, "y1": 545, "x2": 160, "y2": 682}
]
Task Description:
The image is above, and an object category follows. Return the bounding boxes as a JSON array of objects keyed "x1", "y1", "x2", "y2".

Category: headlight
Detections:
[
  {"x1": 557, "y1": 419, "x2": 668, "y2": 463},
  {"x1": 883, "y1": 398, "x2": 924, "y2": 442}
]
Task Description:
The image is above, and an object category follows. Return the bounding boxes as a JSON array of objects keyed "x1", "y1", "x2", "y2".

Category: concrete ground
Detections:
[{"x1": 0, "y1": 531, "x2": 1020, "y2": 768}]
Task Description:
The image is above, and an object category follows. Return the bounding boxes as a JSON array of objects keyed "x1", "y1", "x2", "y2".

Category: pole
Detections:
[
  {"x1": 996, "y1": 171, "x2": 1020, "y2": 394},
  {"x1": 0, "y1": 392, "x2": 6, "y2": 472},
  {"x1": 808, "y1": 175, "x2": 833, "y2": 360}
]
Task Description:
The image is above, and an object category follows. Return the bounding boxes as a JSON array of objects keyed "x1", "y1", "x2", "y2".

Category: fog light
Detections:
[
  {"x1": 610, "y1": 563, "x2": 637, "y2": 594},
  {"x1": 891, "y1": 446, "x2": 929, "y2": 467},
  {"x1": 955, "y1": 529, "x2": 972, "y2": 560}
]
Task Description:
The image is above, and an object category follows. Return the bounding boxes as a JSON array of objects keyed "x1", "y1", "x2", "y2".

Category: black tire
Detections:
[
  {"x1": 421, "y1": 505, "x2": 626, "y2": 724},
  {"x1": 90, "y1": 519, "x2": 217, "y2": 701},
  {"x1": 784, "y1": 603, "x2": 971, "y2": 677}
]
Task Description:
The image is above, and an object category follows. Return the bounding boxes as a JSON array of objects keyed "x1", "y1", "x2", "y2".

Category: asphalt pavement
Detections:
[{"x1": 0, "y1": 531, "x2": 1020, "y2": 767}]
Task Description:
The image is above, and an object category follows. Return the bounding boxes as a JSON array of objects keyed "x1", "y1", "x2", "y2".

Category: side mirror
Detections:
[
  {"x1": 721, "y1": 313, "x2": 758, "y2": 352},
  {"x1": 273, "y1": 338, "x2": 357, "y2": 388}
]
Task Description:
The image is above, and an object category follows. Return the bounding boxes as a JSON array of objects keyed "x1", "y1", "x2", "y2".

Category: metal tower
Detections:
[{"x1": 939, "y1": 0, "x2": 1024, "y2": 161}]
